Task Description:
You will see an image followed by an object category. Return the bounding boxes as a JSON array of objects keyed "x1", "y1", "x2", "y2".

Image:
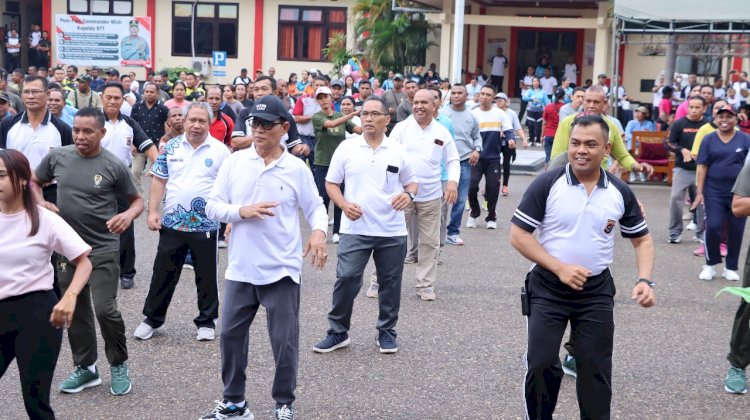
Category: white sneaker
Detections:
[
  {"x1": 486, "y1": 221, "x2": 498, "y2": 229},
  {"x1": 699, "y1": 265, "x2": 716, "y2": 281},
  {"x1": 196, "y1": 327, "x2": 216, "y2": 341},
  {"x1": 466, "y1": 217, "x2": 477, "y2": 228},
  {"x1": 328, "y1": 218, "x2": 334, "y2": 226},
  {"x1": 133, "y1": 321, "x2": 162, "y2": 340},
  {"x1": 685, "y1": 221, "x2": 698, "y2": 231},
  {"x1": 218, "y1": 240, "x2": 228, "y2": 248},
  {"x1": 723, "y1": 269, "x2": 741, "y2": 282},
  {"x1": 332, "y1": 233, "x2": 340, "y2": 244}
]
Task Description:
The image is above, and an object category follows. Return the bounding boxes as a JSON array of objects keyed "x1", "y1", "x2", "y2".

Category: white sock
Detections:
[
  {"x1": 86, "y1": 364, "x2": 96, "y2": 374},
  {"x1": 229, "y1": 401, "x2": 246, "y2": 408}
]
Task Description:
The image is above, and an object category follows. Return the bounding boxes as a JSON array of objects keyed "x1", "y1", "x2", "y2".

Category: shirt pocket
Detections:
[{"x1": 430, "y1": 142, "x2": 444, "y2": 164}]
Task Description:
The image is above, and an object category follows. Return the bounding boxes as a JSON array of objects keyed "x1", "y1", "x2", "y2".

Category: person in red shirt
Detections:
[
  {"x1": 541, "y1": 88, "x2": 566, "y2": 165},
  {"x1": 206, "y1": 86, "x2": 234, "y2": 146}
]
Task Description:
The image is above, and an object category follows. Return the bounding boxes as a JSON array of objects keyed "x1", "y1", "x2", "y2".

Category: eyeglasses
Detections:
[
  {"x1": 360, "y1": 111, "x2": 386, "y2": 118},
  {"x1": 251, "y1": 119, "x2": 283, "y2": 130},
  {"x1": 21, "y1": 89, "x2": 46, "y2": 96}
]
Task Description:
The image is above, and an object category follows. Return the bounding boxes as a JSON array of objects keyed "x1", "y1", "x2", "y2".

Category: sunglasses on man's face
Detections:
[{"x1": 251, "y1": 119, "x2": 283, "y2": 130}]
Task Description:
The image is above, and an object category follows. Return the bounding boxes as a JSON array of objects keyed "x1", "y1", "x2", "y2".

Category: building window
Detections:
[
  {"x1": 67, "y1": 0, "x2": 133, "y2": 15},
  {"x1": 278, "y1": 6, "x2": 347, "y2": 62},
  {"x1": 172, "y1": 2, "x2": 238, "y2": 58}
]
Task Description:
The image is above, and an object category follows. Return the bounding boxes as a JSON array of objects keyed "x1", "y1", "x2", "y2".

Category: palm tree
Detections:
[{"x1": 353, "y1": 0, "x2": 437, "y2": 76}]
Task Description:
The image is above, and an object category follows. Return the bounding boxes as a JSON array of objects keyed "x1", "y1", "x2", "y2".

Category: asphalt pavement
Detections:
[{"x1": 3, "y1": 155, "x2": 750, "y2": 419}]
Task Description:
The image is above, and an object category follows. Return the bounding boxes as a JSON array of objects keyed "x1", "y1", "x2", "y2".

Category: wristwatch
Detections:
[
  {"x1": 406, "y1": 192, "x2": 415, "y2": 201},
  {"x1": 636, "y1": 278, "x2": 655, "y2": 288},
  {"x1": 474, "y1": 146, "x2": 482, "y2": 152}
]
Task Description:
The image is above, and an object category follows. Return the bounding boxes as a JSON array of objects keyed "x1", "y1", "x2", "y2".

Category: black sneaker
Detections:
[
  {"x1": 199, "y1": 400, "x2": 253, "y2": 420},
  {"x1": 312, "y1": 332, "x2": 350, "y2": 353},
  {"x1": 377, "y1": 333, "x2": 398, "y2": 354},
  {"x1": 120, "y1": 276, "x2": 134, "y2": 289},
  {"x1": 275, "y1": 404, "x2": 294, "y2": 420}
]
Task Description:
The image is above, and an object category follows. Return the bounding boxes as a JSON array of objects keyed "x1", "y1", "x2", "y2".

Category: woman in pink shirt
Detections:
[
  {"x1": 164, "y1": 81, "x2": 190, "y2": 110},
  {"x1": 0, "y1": 149, "x2": 92, "y2": 419}
]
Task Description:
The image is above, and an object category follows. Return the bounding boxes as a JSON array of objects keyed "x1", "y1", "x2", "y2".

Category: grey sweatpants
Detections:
[
  {"x1": 668, "y1": 167, "x2": 705, "y2": 240},
  {"x1": 328, "y1": 234, "x2": 407, "y2": 339},
  {"x1": 221, "y1": 278, "x2": 300, "y2": 407}
]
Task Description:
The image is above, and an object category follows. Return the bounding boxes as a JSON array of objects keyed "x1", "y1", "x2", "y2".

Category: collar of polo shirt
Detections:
[
  {"x1": 565, "y1": 164, "x2": 609, "y2": 188},
  {"x1": 248, "y1": 143, "x2": 289, "y2": 167},
  {"x1": 21, "y1": 110, "x2": 52, "y2": 125}
]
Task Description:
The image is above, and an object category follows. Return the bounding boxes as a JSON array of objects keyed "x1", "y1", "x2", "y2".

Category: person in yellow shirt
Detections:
[{"x1": 550, "y1": 86, "x2": 653, "y2": 176}]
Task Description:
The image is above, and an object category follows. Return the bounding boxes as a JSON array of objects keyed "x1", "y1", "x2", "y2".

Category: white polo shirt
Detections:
[
  {"x1": 389, "y1": 118, "x2": 460, "y2": 202},
  {"x1": 102, "y1": 113, "x2": 154, "y2": 166},
  {"x1": 326, "y1": 135, "x2": 417, "y2": 236},
  {"x1": 511, "y1": 164, "x2": 648, "y2": 276},
  {"x1": 0, "y1": 111, "x2": 73, "y2": 170},
  {"x1": 206, "y1": 145, "x2": 328, "y2": 285},
  {"x1": 151, "y1": 134, "x2": 230, "y2": 232}
]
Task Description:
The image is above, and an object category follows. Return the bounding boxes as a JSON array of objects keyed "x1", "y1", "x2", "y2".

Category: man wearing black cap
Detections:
[
  {"x1": 382, "y1": 73, "x2": 406, "y2": 133},
  {"x1": 120, "y1": 19, "x2": 150, "y2": 61},
  {"x1": 106, "y1": 68, "x2": 120, "y2": 83},
  {"x1": 204, "y1": 95, "x2": 328, "y2": 420},
  {"x1": 0, "y1": 91, "x2": 13, "y2": 122},
  {"x1": 67, "y1": 74, "x2": 102, "y2": 109}
]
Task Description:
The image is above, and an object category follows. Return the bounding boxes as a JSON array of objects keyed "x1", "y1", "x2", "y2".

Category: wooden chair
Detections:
[{"x1": 620, "y1": 130, "x2": 674, "y2": 185}]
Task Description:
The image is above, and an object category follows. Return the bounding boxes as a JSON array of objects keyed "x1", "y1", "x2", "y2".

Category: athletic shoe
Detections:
[
  {"x1": 417, "y1": 287, "x2": 436, "y2": 301},
  {"x1": 110, "y1": 362, "x2": 131, "y2": 396},
  {"x1": 486, "y1": 221, "x2": 498, "y2": 229},
  {"x1": 628, "y1": 172, "x2": 637, "y2": 183},
  {"x1": 313, "y1": 332, "x2": 351, "y2": 353},
  {"x1": 721, "y1": 243, "x2": 728, "y2": 257},
  {"x1": 446, "y1": 234, "x2": 464, "y2": 246},
  {"x1": 183, "y1": 263, "x2": 194, "y2": 270},
  {"x1": 466, "y1": 217, "x2": 478, "y2": 228},
  {"x1": 562, "y1": 355, "x2": 577, "y2": 378},
  {"x1": 328, "y1": 218, "x2": 334, "y2": 226},
  {"x1": 725, "y1": 367, "x2": 748, "y2": 394},
  {"x1": 667, "y1": 237, "x2": 681, "y2": 244},
  {"x1": 692, "y1": 235, "x2": 704, "y2": 243},
  {"x1": 723, "y1": 269, "x2": 741, "y2": 282},
  {"x1": 685, "y1": 221, "x2": 698, "y2": 231},
  {"x1": 200, "y1": 400, "x2": 254, "y2": 419},
  {"x1": 332, "y1": 233, "x2": 340, "y2": 244},
  {"x1": 275, "y1": 405, "x2": 294, "y2": 420},
  {"x1": 404, "y1": 255, "x2": 418, "y2": 264},
  {"x1": 218, "y1": 240, "x2": 228, "y2": 249},
  {"x1": 693, "y1": 245, "x2": 705, "y2": 256},
  {"x1": 134, "y1": 321, "x2": 163, "y2": 340},
  {"x1": 501, "y1": 186, "x2": 509, "y2": 196},
  {"x1": 59, "y1": 366, "x2": 102, "y2": 394},
  {"x1": 120, "y1": 276, "x2": 134, "y2": 289},
  {"x1": 698, "y1": 265, "x2": 716, "y2": 281},
  {"x1": 366, "y1": 284, "x2": 379, "y2": 298},
  {"x1": 197, "y1": 327, "x2": 216, "y2": 341},
  {"x1": 377, "y1": 333, "x2": 398, "y2": 354}
]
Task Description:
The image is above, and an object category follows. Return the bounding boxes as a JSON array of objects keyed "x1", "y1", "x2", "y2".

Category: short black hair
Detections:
[
  {"x1": 404, "y1": 80, "x2": 418, "y2": 86},
  {"x1": 120, "y1": 74, "x2": 131, "y2": 82},
  {"x1": 358, "y1": 79, "x2": 371, "y2": 87},
  {"x1": 102, "y1": 81, "x2": 125, "y2": 95},
  {"x1": 76, "y1": 107, "x2": 106, "y2": 128},
  {"x1": 426, "y1": 84, "x2": 442, "y2": 99},
  {"x1": 572, "y1": 87, "x2": 586, "y2": 95},
  {"x1": 480, "y1": 84, "x2": 496, "y2": 95},
  {"x1": 23, "y1": 75, "x2": 48, "y2": 90},
  {"x1": 362, "y1": 97, "x2": 388, "y2": 114},
  {"x1": 254, "y1": 75, "x2": 276, "y2": 90},
  {"x1": 68, "y1": 65, "x2": 78, "y2": 73},
  {"x1": 687, "y1": 95, "x2": 706, "y2": 105},
  {"x1": 571, "y1": 113, "x2": 610, "y2": 143}
]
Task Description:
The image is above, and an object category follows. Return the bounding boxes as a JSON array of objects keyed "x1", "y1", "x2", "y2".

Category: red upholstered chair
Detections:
[{"x1": 621, "y1": 131, "x2": 674, "y2": 185}]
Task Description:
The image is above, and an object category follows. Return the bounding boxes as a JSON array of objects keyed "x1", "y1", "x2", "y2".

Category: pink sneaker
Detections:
[
  {"x1": 693, "y1": 245, "x2": 705, "y2": 256},
  {"x1": 720, "y1": 243, "x2": 728, "y2": 257}
]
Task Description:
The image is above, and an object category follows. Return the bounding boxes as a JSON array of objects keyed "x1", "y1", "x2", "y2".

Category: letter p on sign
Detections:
[{"x1": 212, "y1": 51, "x2": 226, "y2": 67}]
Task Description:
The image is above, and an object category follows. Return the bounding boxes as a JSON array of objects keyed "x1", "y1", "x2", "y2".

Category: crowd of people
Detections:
[{"x1": 0, "y1": 57, "x2": 749, "y2": 420}]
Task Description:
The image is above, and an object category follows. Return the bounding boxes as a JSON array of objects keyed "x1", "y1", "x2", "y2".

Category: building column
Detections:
[
  {"x1": 592, "y1": 1, "x2": 610, "y2": 77},
  {"x1": 440, "y1": 19, "x2": 453, "y2": 79},
  {"x1": 467, "y1": 3, "x2": 480, "y2": 73}
]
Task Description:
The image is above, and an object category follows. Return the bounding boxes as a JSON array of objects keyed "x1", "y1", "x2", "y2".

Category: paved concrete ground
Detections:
[{"x1": 3, "y1": 165, "x2": 750, "y2": 419}]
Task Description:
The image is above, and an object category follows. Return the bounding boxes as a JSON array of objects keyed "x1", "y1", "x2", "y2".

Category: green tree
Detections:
[{"x1": 353, "y1": 0, "x2": 437, "y2": 76}]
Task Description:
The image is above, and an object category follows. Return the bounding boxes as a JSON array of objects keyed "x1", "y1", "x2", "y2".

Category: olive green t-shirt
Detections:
[
  {"x1": 312, "y1": 111, "x2": 356, "y2": 166},
  {"x1": 35, "y1": 145, "x2": 139, "y2": 255}
]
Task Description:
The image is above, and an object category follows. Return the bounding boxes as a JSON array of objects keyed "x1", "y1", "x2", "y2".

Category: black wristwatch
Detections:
[
  {"x1": 637, "y1": 278, "x2": 655, "y2": 288},
  {"x1": 405, "y1": 192, "x2": 415, "y2": 201}
]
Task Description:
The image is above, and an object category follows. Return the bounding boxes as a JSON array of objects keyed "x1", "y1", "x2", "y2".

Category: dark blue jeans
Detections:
[
  {"x1": 447, "y1": 160, "x2": 472, "y2": 236},
  {"x1": 543, "y1": 136, "x2": 554, "y2": 164},
  {"x1": 312, "y1": 164, "x2": 342, "y2": 234}
]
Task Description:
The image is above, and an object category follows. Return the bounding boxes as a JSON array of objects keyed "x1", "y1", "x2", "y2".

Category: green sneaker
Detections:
[
  {"x1": 725, "y1": 366, "x2": 748, "y2": 394},
  {"x1": 110, "y1": 362, "x2": 132, "y2": 396},
  {"x1": 59, "y1": 366, "x2": 102, "y2": 393},
  {"x1": 562, "y1": 355, "x2": 577, "y2": 378}
]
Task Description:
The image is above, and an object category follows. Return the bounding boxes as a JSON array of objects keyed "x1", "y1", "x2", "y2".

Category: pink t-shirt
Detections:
[
  {"x1": 674, "y1": 101, "x2": 689, "y2": 121},
  {"x1": 0, "y1": 206, "x2": 91, "y2": 300}
]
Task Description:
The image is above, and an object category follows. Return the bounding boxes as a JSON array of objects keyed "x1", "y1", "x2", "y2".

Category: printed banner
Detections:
[{"x1": 55, "y1": 15, "x2": 152, "y2": 67}]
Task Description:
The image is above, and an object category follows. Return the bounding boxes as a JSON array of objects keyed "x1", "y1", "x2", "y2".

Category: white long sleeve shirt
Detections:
[
  {"x1": 389, "y1": 117, "x2": 459, "y2": 201},
  {"x1": 206, "y1": 145, "x2": 328, "y2": 285}
]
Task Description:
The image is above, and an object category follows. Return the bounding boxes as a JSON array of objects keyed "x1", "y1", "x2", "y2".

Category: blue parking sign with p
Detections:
[{"x1": 212, "y1": 51, "x2": 226, "y2": 67}]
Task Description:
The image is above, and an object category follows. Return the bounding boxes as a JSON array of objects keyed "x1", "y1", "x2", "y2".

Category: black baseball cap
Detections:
[
  {"x1": 0, "y1": 91, "x2": 9, "y2": 103},
  {"x1": 251, "y1": 95, "x2": 289, "y2": 122}
]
